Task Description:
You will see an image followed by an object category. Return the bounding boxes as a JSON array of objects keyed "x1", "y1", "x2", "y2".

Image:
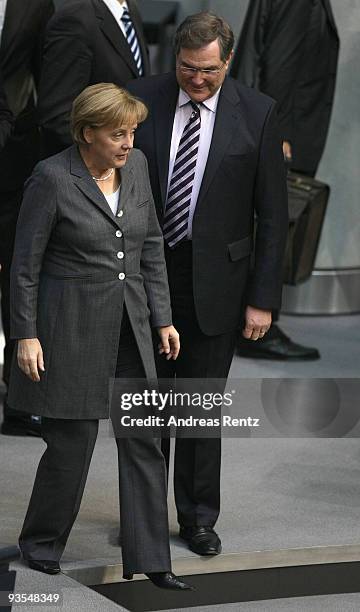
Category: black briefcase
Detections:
[{"x1": 283, "y1": 172, "x2": 330, "y2": 285}]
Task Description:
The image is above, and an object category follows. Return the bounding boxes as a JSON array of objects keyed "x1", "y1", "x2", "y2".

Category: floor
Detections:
[{"x1": 1, "y1": 313, "x2": 360, "y2": 611}]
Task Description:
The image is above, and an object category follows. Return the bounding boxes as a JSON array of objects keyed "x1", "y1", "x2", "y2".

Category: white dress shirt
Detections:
[
  {"x1": 101, "y1": 0, "x2": 129, "y2": 37},
  {"x1": 0, "y1": 0, "x2": 7, "y2": 41},
  {"x1": 167, "y1": 87, "x2": 221, "y2": 239}
]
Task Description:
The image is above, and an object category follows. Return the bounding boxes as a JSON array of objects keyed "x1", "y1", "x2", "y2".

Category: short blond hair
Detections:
[{"x1": 71, "y1": 83, "x2": 148, "y2": 145}]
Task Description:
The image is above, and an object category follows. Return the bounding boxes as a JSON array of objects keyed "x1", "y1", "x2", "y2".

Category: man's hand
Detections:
[
  {"x1": 242, "y1": 306, "x2": 272, "y2": 341},
  {"x1": 157, "y1": 325, "x2": 180, "y2": 360},
  {"x1": 17, "y1": 338, "x2": 45, "y2": 382},
  {"x1": 283, "y1": 141, "x2": 292, "y2": 163}
]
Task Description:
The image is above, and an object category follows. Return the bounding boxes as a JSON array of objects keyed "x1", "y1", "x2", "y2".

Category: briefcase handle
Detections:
[{"x1": 287, "y1": 171, "x2": 312, "y2": 192}]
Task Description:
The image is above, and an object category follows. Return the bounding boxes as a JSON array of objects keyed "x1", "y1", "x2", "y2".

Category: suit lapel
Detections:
[
  {"x1": 119, "y1": 158, "x2": 135, "y2": 211},
  {"x1": 196, "y1": 77, "x2": 243, "y2": 209},
  {"x1": 93, "y1": 0, "x2": 140, "y2": 77},
  {"x1": 0, "y1": 0, "x2": 30, "y2": 60},
  {"x1": 70, "y1": 145, "x2": 132, "y2": 227},
  {"x1": 154, "y1": 74, "x2": 179, "y2": 208}
]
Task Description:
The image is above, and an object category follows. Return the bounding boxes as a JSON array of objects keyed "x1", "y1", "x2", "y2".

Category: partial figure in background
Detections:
[
  {"x1": 0, "y1": 70, "x2": 13, "y2": 150},
  {"x1": 232, "y1": 0, "x2": 339, "y2": 361},
  {"x1": 39, "y1": 0, "x2": 150, "y2": 158},
  {"x1": 0, "y1": 0, "x2": 54, "y2": 437}
]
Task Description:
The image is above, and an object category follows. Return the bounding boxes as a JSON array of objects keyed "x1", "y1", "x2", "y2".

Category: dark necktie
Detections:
[
  {"x1": 163, "y1": 102, "x2": 201, "y2": 248},
  {"x1": 121, "y1": 7, "x2": 143, "y2": 76}
]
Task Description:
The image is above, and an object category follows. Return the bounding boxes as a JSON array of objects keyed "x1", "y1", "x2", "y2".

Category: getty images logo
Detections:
[{"x1": 119, "y1": 388, "x2": 234, "y2": 411}]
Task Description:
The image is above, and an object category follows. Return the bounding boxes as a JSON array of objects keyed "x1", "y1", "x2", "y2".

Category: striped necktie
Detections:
[
  {"x1": 163, "y1": 102, "x2": 201, "y2": 248},
  {"x1": 121, "y1": 7, "x2": 143, "y2": 76}
]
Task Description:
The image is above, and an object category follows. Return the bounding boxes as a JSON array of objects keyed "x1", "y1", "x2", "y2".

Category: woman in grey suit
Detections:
[{"x1": 8, "y1": 83, "x2": 192, "y2": 591}]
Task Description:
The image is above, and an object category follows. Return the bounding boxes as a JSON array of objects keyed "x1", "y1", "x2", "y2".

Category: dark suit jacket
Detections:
[
  {"x1": 0, "y1": 0, "x2": 54, "y2": 190},
  {"x1": 39, "y1": 0, "x2": 150, "y2": 157},
  {"x1": 0, "y1": 71, "x2": 13, "y2": 150},
  {"x1": 127, "y1": 73, "x2": 288, "y2": 336},
  {"x1": 8, "y1": 146, "x2": 171, "y2": 418},
  {"x1": 231, "y1": 0, "x2": 339, "y2": 174}
]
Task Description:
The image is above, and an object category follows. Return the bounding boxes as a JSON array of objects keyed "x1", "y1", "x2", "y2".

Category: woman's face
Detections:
[{"x1": 83, "y1": 123, "x2": 137, "y2": 169}]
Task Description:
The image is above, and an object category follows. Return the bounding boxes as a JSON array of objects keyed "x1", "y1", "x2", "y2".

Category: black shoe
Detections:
[
  {"x1": 179, "y1": 526, "x2": 221, "y2": 556},
  {"x1": 147, "y1": 572, "x2": 194, "y2": 590},
  {"x1": 123, "y1": 571, "x2": 194, "y2": 590},
  {"x1": 27, "y1": 560, "x2": 61, "y2": 575},
  {"x1": 236, "y1": 324, "x2": 320, "y2": 361},
  {"x1": 1, "y1": 415, "x2": 41, "y2": 437}
]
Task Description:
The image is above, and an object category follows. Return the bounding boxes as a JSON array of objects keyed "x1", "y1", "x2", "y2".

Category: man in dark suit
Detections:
[
  {"x1": 232, "y1": 0, "x2": 339, "y2": 361},
  {"x1": 0, "y1": 0, "x2": 54, "y2": 436},
  {"x1": 128, "y1": 12, "x2": 288, "y2": 556},
  {"x1": 39, "y1": 0, "x2": 150, "y2": 157}
]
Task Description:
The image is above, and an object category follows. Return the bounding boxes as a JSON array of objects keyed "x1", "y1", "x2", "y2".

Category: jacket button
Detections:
[
  {"x1": 117, "y1": 210, "x2": 124, "y2": 217},
  {"x1": 117, "y1": 251, "x2": 124, "y2": 259},
  {"x1": 118, "y1": 273, "x2": 125, "y2": 280},
  {"x1": 116, "y1": 230, "x2": 122, "y2": 237}
]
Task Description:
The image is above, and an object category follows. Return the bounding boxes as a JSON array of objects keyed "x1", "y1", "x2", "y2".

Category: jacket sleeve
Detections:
[
  {"x1": 232, "y1": 0, "x2": 312, "y2": 143},
  {"x1": 139, "y1": 155, "x2": 172, "y2": 328},
  {"x1": 246, "y1": 101, "x2": 289, "y2": 310},
  {"x1": 258, "y1": 0, "x2": 312, "y2": 143},
  {"x1": 0, "y1": 72, "x2": 13, "y2": 150},
  {"x1": 38, "y1": 8, "x2": 93, "y2": 157},
  {"x1": 31, "y1": 0, "x2": 55, "y2": 89},
  {"x1": 230, "y1": 0, "x2": 270, "y2": 87},
  {"x1": 10, "y1": 163, "x2": 58, "y2": 339}
]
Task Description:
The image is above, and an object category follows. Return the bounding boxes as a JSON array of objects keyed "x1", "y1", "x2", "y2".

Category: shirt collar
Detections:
[
  {"x1": 102, "y1": 0, "x2": 128, "y2": 21},
  {"x1": 178, "y1": 87, "x2": 221, "y2": 113}
]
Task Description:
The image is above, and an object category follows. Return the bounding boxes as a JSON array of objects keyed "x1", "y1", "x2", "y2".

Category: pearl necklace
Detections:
[{"x1": 92, "y1": 168, "x2": 114, "y2": 181}]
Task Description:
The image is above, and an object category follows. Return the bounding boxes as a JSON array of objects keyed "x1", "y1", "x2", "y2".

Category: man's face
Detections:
[{"x1": 176, "y1": 39, "x2": 232, "y2": 103}]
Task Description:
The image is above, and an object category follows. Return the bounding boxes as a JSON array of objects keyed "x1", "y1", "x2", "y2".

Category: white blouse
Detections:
[{"x1": 104, "y1": 185, "x2": 121, "y2": 216}]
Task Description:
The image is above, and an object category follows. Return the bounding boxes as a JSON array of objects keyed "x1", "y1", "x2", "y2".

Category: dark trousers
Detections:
[
  {"x1": 19, "y1": 308, "x2": 171, "y2": 574},
  {"x1": 0, "y1": 188, "x2": 22, "y2": 387},
  {"x1": 156, "y1": 242, "x2": 237, "y2": 528}
]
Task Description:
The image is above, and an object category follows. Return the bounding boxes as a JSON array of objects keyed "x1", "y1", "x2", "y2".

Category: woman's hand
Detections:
[
  {"x1": 17, "y1": 338, "x2": 45, "y2": 382},
  {"x1": 157, "y1": 325, "x2": 180, "y2": 360}
]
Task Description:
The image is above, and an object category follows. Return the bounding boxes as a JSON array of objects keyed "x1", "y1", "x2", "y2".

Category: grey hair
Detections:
[{"x1": 174, "y1": 12, "x2": 234, "y2": 62}]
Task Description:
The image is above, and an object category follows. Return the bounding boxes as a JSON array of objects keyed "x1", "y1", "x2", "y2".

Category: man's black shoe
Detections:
[
  {"x1": 179, "y1": 526, "x2": 221, "y2": 556},
  {"x1": 236, "y1": 324, "x2": 320, "y2": 361},
  {"x1": 1, "y1": 416, "x2": 41, "y2": 437},
  {"x1": 27, "y1": 560, "x2": 61, "y2": 575}
]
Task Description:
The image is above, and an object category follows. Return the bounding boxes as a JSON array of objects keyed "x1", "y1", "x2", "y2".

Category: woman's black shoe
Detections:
[
  {"x1": 146, "y1": 572, "x2": 194, "y2": 590},
  {"x1": 27, "y1": 560, "x2": 60, "y2": 575},
  {"x1": 123, "y1": 571, "x2": 194, "y2": 590}
]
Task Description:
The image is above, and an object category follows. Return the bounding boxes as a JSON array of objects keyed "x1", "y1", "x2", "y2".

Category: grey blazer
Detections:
[{"x1": 8, "y1": 145, "x2": 172, "y2": 419}]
